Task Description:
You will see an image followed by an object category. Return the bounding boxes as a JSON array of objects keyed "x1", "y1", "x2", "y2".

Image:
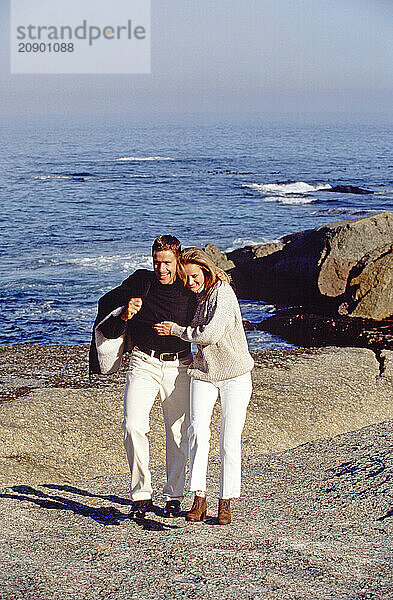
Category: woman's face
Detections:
[{"x1": 183, "y1": 263, "x2": 205, "y2": 293}]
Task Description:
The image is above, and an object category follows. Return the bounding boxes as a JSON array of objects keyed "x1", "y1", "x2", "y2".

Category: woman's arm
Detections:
[{"x1": 155, "y1": 284, "x2": 235, "y2": 346}]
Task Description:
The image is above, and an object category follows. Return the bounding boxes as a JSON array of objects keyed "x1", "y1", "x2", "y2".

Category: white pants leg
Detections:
[
  {"x1": 218, "y1": 373, "x2": 252, "y2": 498},
  {"x1": 188, "y1": 379, "x2": 218, "y2": 494},
  {"x1": 188, "y1": 372, "x2": 252, "y2": 499},
  {"x1": 160, "y1": 362, "x2": 192, "y2": 500},
  {"x1": 122, "y1": 349, "x2": 191, "y2": 501}
]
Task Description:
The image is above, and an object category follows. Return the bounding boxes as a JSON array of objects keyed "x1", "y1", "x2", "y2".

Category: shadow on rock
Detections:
[
  {"x1": 2, "y1": 485, "x2": 184, "y2": 531},
  {"x1": 42, "y1": 483, "x2": 133, "y2": 506},
  {"x1": 2, "y1": 485, "x2": 129, "y2": 525},
  {"x1": 130, "y1": 515, "x2": 182, "y2": 531}
]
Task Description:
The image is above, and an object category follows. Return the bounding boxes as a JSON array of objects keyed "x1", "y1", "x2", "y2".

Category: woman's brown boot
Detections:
[
  {"x1": 186, "y1": 495, "x2": 207, "y2": 522},
  {"x1": 218, "y1": 499, "x2": 231, "y2": 525}
]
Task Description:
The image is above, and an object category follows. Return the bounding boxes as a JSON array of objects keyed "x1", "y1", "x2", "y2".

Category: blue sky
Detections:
[{"x1": 1, "y1": 0, "x2": 392, "y2": 123}]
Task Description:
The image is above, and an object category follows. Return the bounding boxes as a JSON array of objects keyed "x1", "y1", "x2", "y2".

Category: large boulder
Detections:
[
  {"x1": 206, "y1": 213, "x2": 393, "y2": 319},
  {"x1": 339, "y1": 244, "x2": 393, "y2": 320},
  {"x1": 204, "y1": 243, "x2": 235, "y2": 270},
  {"x1": 313, "y1": 212, "x2": 393, "y2": 298},
  {"x1": 229, "y1": 212, "x2": 393, "y2": 311},
  {"x1": 228, "y1": 242, "x2": 285, "y2": 264},
  {"x1": 205, "y1": 242, "x2": 286, "y2": 298}
]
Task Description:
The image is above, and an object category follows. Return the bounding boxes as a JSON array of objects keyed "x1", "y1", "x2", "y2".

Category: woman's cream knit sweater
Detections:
[{"x1": 171, "y1": 281, "x2": 254, "y2": 382}]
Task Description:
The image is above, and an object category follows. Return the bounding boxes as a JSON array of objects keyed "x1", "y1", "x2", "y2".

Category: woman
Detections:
[{"x1": 154, "y1": 247, "x2": 253, "y2": 525}]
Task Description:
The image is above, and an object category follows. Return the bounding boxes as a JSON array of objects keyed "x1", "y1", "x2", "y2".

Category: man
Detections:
[{"x1": 89, "y1": 236, "x2": 196, "y2": 518}]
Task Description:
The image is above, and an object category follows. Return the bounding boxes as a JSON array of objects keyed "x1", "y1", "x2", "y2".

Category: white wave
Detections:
[
  {"x1": 246, "y1": 330, "x2": 295, "y2": 350},
  {"x1": 114, "y1": 156, "x2": 172, "y2": 162},
  {"x1": 239, "y1": 301, "x2": 276, "y2": 321},
  {"x1": 243, "y1": 181, "x2": 331, "y2": 195},
  {"x1": 240, "y1": 301, "x2": 275, "y2": 312},
  {"x1": 224, "y1": 236, "x2": 281, "y2": 252},
  {"x1": 34, "y1": 253, "x2": 153, "y2": 273},
  {"x1": 34, "y1": 175, "x2": 72, "y2": 180}
]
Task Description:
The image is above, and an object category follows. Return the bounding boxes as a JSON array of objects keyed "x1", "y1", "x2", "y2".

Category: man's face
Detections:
[{"x1": 153, "y1": 250, "x2": 177, "y2": 285}]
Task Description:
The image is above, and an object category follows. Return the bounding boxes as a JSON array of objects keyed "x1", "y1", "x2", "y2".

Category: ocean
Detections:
[{"x1": 1, "y1": 120, "x2": 392, "y2": 349}]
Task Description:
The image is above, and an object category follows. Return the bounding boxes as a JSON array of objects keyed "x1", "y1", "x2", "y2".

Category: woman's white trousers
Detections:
[{"x1": 188, "y1": 372, "x2": 252, "y2": 499}]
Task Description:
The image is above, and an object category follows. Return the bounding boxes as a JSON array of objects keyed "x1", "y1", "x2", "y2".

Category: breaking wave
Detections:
[
  {"x1": 33, "y1": 172, "x2": 93, "y2": 181},
  {"x1": 31, "y1": 252, "x2": 152, "y2": 273},
  {"x1": 34, "y1": 175, "x2": 72, "y2": 180},
  {"x1": 114, "y1": 156, "x2": 172, "y2": 162},
  {"x1": 243, "y1": 181, "x2": 331, "y2": 195},
  {"x1": 263, "y1": 195, "x2": 316, "y2": 205}
]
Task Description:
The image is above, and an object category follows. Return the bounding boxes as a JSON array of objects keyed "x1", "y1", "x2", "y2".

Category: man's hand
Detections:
[
  {"x1": 153, "y1": 321, "x2": 175, "y2": 336},
  {"x1": 121, "y1": 298, "x2": 143, "y2": 321}
]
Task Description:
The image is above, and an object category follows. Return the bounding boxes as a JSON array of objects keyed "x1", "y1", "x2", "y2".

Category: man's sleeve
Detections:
[
  {"x1": 95, "y1": 270, "x2": 152, "y2": 339},
  {"x1": 89, "y1": 270, "x2": 152, "y2": 373}
]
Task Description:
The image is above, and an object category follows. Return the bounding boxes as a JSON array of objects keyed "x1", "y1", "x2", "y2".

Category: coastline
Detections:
[
  {"x1": 1, "y1": 343, "x2": 392, "y2": 489},
  {"x1": 0, "y1": 343, "x2": 312, "y2": 403}
]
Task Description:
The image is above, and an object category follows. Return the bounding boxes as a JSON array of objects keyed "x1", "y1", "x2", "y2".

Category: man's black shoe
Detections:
[
  {"x1": 129, "y1": 499, "x2": 153, "y2": 518},
  {"x1": 162, "y1": 499, "x2": 182, "y2": 518}
]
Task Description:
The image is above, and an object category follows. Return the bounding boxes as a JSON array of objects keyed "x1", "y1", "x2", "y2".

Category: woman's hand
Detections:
[{"x1": 153, "y1": 321, "x2": 175, "y2": 336}]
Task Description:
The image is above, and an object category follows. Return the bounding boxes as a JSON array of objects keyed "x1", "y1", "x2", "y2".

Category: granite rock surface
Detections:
[
  {"x1": 208, "y1": 212, "x2": 393, "y2": 320},
  {"x1": 1, "y1": 420, "x2": 392, "y2": 600},
  {"x1": 1, "y1": 345, "x2": 392, "y2": 487},
  {"x1": 1, "y1": 344, "x2": 392, "y2": 599}
]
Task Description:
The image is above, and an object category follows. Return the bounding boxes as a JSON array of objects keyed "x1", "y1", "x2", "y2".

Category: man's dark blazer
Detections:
[{"x1": 89, "y1": 269, "x2": 155, "y2": 375}]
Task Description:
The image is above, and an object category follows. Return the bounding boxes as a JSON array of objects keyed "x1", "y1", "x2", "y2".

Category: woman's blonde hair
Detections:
[{"x1": 179, "y1": 247, "x2": 231, "y2": 297}]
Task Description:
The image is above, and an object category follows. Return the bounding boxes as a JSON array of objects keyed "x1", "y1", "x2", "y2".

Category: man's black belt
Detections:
[{"x1": 136, "y1": 346, "x2": 190, "y2": 361}]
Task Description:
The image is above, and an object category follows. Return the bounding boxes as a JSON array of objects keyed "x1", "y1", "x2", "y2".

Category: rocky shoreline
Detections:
[
  {"x1": 1, "y1": 210, "x2": 393, "y2": 598},
  {"x1": 1, "y1": 421, "x2": 392, "y2": 600},
  {"x1": 0, "y1": 342, "x2": 393, "y2": 599},
  {"x1": 1, "y1": 342, "x2": 392, "y2": 486},
  {"x1": 206, "y1": 212, "x2": 393, "y2": 349},
  {"x1": 0, "y1": 343, "x2": 313, "y2": 404}
]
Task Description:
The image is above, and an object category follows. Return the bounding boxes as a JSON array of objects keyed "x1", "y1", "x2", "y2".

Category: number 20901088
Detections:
[{"x1": 18, "y1": 42, "x2": 74, "y2": 53}]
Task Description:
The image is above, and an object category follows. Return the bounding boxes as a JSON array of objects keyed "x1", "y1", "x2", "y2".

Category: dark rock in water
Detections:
[
  {"x1": 258, "y1": 311, "x2": 393, "y2": 351},
  {"x1": 67, "y1": 172, "x2": 94, "y2": 177},
  {"x1": 326, "y1": 185, "x2": 373, "y2": 194}
]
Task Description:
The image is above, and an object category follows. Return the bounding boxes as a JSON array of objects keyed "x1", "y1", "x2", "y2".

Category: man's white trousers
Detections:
[{"x1": 122, "y1": 348, "x2": 191, "y2": 501}]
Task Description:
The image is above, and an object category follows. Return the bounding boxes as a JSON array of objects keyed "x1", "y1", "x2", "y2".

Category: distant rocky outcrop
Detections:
[
  {"x1": 325, "y1": 185, "x2": 374, "y2": 194},
  {"x1": 205, "y1": 212, "x2": 393, "y2": 321}
]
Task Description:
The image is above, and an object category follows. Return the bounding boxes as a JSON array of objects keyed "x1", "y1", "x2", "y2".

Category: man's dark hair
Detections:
[{"x1": 152, "y1": 235, "x2": 181, "y2": 257}]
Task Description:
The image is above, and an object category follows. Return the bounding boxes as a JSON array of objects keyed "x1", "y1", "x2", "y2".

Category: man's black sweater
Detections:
[{"x1": 89, "y1": 269, "x2": 196, "y2": 374}]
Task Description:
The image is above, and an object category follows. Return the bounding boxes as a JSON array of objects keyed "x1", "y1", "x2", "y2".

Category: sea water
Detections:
[{"x1": 1, "y1": 120, "x2": 392, "y2": 349}]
